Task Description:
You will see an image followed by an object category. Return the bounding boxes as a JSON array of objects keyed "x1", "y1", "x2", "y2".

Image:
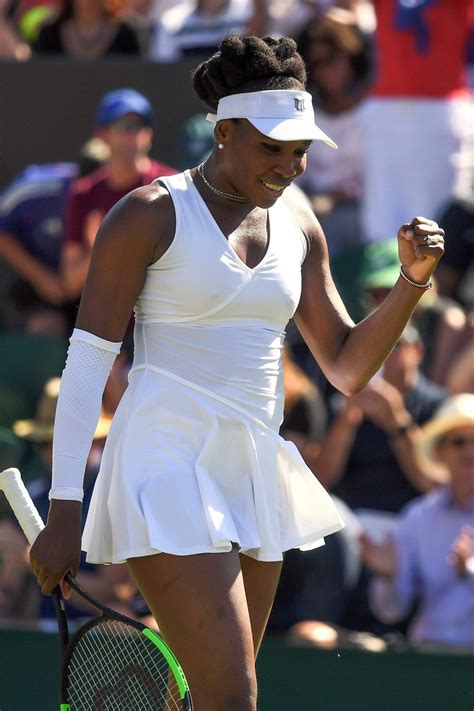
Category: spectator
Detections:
[
  {"x1": 149, "y1": 0, "x2": 265, "y2": 62},
  {"x1": 0, "y1": 0, "x2": 31, "y2": 59},
  {"x1": 315, "y1": 322, "x2": 447, "y2": 514},
  {"x1": 296, "y1": 8, "x2": 372, "y2": 258},
  {"x1": 360, "y1": 0, "x2": 474, "y2": 243},
  {"x1": 33, "y1": 0, "x2": 142, "y2": 58},
  {"x1": 0, "y1": 140, "x2": 109, "y2": 332},
  {"x1": 361, "y1": 394, "x2": 474, "y2": 650},
  {"x1": 60, "y1": 88, "x2": 176, "y2": 302}
]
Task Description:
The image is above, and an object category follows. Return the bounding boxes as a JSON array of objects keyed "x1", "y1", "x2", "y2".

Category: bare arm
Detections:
[
  {"x1": 60, "y1": 210, "x2": 104, "y2": 300},
  {"x1": 352, "y1": 379, "x2": 436, "y2": 493},
  {"x1": 312, "y1": 401, "x2": 363, "y2": 489},
  {"x1": 293, "y1": 208, "x2": 444, "y2": 395},
  {"x1": 388, "y1": 428, "x2": 435, "y2": 494},
  {"x1": 424, "y1": 304, "x2": 467, "y2": 386},
  {"x1": 313, "y1": 382, "x2": 435, "y2": 493},
  {"x1": 60, "y1": 241, "x2": 91, "y2": 300},
  {"x1": 75, "y1": 184, "x2": 173, "y2": 339},
  {"x1": 30, "y1": 183, "x2": 175, "y2": 596}
]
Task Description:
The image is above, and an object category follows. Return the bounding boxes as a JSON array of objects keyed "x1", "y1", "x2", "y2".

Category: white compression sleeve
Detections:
[{"x1": 49, "y1": 328, "x2": 122, "y2": 502}]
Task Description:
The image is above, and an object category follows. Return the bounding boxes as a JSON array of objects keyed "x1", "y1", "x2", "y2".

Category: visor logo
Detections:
[{"x1": 294, "y1": 98, "x2": 305, "y2": 112}]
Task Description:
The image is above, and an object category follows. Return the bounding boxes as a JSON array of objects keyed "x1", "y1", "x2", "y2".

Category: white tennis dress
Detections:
[{"x1": 82, "y1": 171, "x2": 344, "y2": 564}]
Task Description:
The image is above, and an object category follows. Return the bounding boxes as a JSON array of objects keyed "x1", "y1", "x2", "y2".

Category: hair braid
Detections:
[{"x1": 192, "y1": 35, "x2": 307, "y2": 111}]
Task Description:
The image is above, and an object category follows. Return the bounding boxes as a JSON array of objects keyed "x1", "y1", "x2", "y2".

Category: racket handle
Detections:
[{"x1": 0, "y1": 467, "x2": 45, "y2": 545}]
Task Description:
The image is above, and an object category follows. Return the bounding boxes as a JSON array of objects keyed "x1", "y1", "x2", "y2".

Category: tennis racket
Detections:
[{"x1": 0, "y1": 467, "x2": 193, "y2": 711}]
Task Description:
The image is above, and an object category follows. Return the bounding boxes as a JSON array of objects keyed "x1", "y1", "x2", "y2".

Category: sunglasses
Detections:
[
  {"x1": 110, "y1": 118, "x2": 147, "y2": 134},
  {"x1": 440, "y1": 436, "x2": 474, "y2": 449}
]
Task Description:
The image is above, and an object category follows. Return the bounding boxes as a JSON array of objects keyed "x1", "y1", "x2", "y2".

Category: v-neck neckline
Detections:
[{"x1": 186, "y1": 169, "x2": 272, "y2": 274}]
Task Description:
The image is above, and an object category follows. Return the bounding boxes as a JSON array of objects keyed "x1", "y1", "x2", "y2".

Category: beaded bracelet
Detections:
[{"x1": 399, "y1": 266, "x2": 432, "y2": 290}]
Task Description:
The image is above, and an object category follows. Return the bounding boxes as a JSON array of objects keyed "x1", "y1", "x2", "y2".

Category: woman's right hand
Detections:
[{"x1": 29, "y1": 500, "x2": 82, "y2": 598}]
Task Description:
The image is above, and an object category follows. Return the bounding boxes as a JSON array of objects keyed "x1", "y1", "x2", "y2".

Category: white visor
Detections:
[{"x1": 206, "y1": 90, "x2": 337, "y2": 148}]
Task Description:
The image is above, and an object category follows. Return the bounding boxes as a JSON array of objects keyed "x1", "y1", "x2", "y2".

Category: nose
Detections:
[{"x1": 274, "y1": 155, "x2": 302, "y2": 179}]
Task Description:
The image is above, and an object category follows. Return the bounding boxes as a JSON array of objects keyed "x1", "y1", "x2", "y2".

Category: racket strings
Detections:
[{"x1": 65, "y1": 618, "x2": 182, "y2": 710}]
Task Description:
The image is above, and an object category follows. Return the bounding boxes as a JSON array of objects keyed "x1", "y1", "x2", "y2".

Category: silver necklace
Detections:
[{"x1": 197, "y1": 163, "x2": 249, "y2": 203}]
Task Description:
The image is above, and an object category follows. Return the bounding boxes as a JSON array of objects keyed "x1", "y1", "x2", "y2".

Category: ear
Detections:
[
  {"x1": 214, "y1": 119, "x2": 235, "y2": 146},
  {"x1": 140, "y1": 127, "x2": 154, "y2": 143}
]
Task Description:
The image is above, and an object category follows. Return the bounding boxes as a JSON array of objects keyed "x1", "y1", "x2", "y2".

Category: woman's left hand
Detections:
[{"x1": 397, "y1": 216, "x2": 445, "y2": 285}]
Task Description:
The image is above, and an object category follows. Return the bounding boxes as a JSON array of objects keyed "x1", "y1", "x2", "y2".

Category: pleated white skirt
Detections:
[{"x1": 82, "y1": 367, "x2": 344, "y2": 564}]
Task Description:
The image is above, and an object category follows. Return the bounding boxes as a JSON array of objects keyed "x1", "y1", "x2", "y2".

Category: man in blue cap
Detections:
[{"x1": 61, "y1": 89, "x2": 176, "y2": 301}]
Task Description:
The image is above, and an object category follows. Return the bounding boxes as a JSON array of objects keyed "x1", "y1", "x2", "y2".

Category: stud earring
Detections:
[{"x1": 217, "y1": 143, "x2": 224, "y2": 150}]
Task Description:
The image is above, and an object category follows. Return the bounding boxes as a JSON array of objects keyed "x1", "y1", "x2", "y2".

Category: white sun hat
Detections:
[
  {"x1": 416, "y1": 394, "x2": 474, "y2": 483},
  {"x1": 206, "y1": 90, "x2": 338, "y2": 148}
]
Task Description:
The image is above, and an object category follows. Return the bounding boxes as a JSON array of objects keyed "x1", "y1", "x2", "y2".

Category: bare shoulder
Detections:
[
  {"x1": 125, "y1": 181, "x2": 172, "y2": 209},
  {"x1": 281, "y1": 184, "x2": 326, "y2": 257},
  {"x1": 76, "y1": 182, "x2": 176, "y2": 339},
  {"x1": 97, "y1": 182, "x2": 175, "y2": 261}
]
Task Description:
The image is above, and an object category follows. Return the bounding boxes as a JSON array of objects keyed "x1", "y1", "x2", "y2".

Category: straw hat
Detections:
[
  {"x1": 416, "y1": 394, "x2": 474, "y2": 483},
  {"x1": 13, "y1": 377, "x2": 112, "y2": 443}
]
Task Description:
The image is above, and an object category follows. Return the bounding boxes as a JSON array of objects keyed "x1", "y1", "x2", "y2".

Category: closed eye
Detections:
[
  {"x1": 262, "y1": 142, "x2": 281, "y2": 154},
  {"x1": 261, "y1": 142, "x2": 310, "y2": 158}
]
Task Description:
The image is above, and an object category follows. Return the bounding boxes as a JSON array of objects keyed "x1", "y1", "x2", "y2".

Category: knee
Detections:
[
  {"x1": 219, "y1": 686, "x2": 257, "y2": 711},
  {"x1": 224, "y1": 667, "x2": 257, "y2": 710},
  {"x1": 216, "y1": 691, "x2": 257, "y2": 711},
  {"x1": 194, "y1": 672, "x2": 257, "y2": 711}
]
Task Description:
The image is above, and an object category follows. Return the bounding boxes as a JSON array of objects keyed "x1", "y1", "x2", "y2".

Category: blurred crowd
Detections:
[{"x1": 0, "y1": 0, "x2": 473, "y2": 657}]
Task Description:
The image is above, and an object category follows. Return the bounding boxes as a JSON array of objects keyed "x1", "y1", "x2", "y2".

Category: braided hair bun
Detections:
[{"x1": 192, "y1": 35, "x2": 307, "y2": 112}]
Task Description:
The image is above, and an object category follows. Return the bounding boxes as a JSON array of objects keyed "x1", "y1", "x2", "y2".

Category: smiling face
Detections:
[{"x1": 214, "y1": 119, "x2": 311, "y2": 208}]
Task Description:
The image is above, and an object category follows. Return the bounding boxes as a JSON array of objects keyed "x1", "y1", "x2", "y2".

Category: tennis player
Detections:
[{"x1": 30, "y1": 35, "x2": 445, "y2": 710}]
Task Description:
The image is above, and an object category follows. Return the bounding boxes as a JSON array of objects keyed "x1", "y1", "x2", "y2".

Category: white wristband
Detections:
[{"x1": 49, "y1": 328, "x2": 122, "y2": 502}]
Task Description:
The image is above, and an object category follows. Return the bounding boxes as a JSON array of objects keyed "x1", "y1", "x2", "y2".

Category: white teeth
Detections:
[{"x1": 262, "y1": 180, "x2": 284, "y2": 192}]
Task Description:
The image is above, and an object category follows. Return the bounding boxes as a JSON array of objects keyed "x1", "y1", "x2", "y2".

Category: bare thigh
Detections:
[
  {"x1": 128, "y1": 548, "x2": 257, "y2": 711},
  {"x1": 240, "y1": 554, "x2": 282, "y2": 658}
]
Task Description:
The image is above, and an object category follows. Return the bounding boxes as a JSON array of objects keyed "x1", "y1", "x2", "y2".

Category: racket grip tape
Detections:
[{"x1": 0, "y1": 467, "x2": 45, "y2": 544}]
